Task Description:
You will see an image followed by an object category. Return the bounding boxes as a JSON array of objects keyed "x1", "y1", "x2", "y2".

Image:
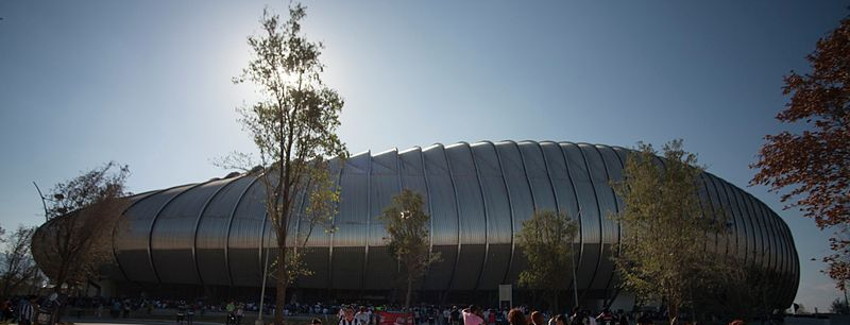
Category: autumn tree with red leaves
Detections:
[{"x1": 751, "y1": 15, "x2": 850, "y2": 290}]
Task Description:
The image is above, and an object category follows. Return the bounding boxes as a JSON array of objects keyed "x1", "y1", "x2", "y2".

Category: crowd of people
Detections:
[
  {"x1": 0, "y1": 294, "x2": 64, "y2": 325},
  {"x1": 0, "y1": 295, "x2": 750, "y2": 325}
]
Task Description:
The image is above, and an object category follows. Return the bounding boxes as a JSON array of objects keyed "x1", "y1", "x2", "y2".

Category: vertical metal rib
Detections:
[
  {"x1": 513, "y1": 141, "x2": 538, "y2": 209},
  {"x1": 192, "y1": 176, "x2": 243, "y2": 286},
  {"x1": 747, "y1": 193, "x2": 771, "y2": 272},
  {"x1": 781, "y1": 213, "x2": 798, "y2": 304},
  {"x1": 557, "y1": 142, "x2": 585, "y2": 296},
  {"x1": 725, "y1": 180, "x2": 750, "y2": 266},
  {"x1": 361, "y1": 151, "x2": 374, "y2": 292},
  {"x1": 592, "y1": 144, "x2": 623, "y2": 302},
  {"x1": 536, "y1": 141, "x2": 575, "y2": 299},
  {"x1": 417, "y1": 146, "x2": 437, "y2": 289},
  {"x1": 737, "y1": 187, "x2": 761, "y2": 269},
  {"x1": 758, "y1": 195, "x2": 780, "y2": 276},
  {"x1": 714, "y1": 176, "x2": 741, "y2": 261},
  {"x1": 704, "y1": 174, "x2": 731, "y2": 259},
  {"x1": 468, "y1": 142, "x2": 490, "y2": 290},
  {"x1": 147, "y1": 182, "x2": 204, "y2": 284},
  {"x1": 393, "y1": 148, "x2": 406, "y2": 290},
  {"x1": 751, "y1": 194, "x2": 770, "y2": 271},
  {"x1": 440, "y1": 143, "x2": 464, "y2": 292},
  {"x1": 699, "y1": 174, "x2": 721, "y2": 256},
  {"x1": 574, "y1": 143, "x2": 604, "y2": 296},
  {"x1": 489, "y1": 141, "x2": 516, "y2": 285},
  {"x1": 327, "y1": 158, "x2": 345, "y2": 291},
  {"x1": 111, "y1": 190, "x2": 166, "y2": 284},
  {"x1": 225, "y1": 174, "x2": 262, "y2": 287}
]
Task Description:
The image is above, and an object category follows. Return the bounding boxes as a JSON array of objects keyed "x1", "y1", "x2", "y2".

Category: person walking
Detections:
[
  {"x1": 595, "y1": 310, "x2": 614, "y2": 325},
  {"x1": 186, "y1": 305, "x2": 195, "y2": 325},
  {"x1": 462, "y1": 306, "x2": 484, "y2": 325},
  {"x1": 530, "y1": 311, "x2": 545, "y2": 325},
  {"x1": 507, "y1": 309, "x2": 526, "y2": 325},
  {"x1": 339, "y1": 307, "x2": 362, "y2": 325},
  {"x1": 355, "y1": 307, "x2": 371, "y2": 325},
  {"x1": 17, "y1": 296, "x2": 36, "y2": 325}
]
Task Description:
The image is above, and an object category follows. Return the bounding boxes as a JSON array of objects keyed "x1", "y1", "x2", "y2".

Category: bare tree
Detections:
[
  {"x1": 1, "y1": 226, "x2": 39, "y2": 298},
  {"x1": 30, "y1": 162, "x2": 130, "y2": 293}
]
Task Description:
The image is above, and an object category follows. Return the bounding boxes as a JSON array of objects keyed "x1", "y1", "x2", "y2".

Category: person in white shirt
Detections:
[
  {"x1": 355, "y1": 307, "x2": 371, "y2": 325},
  {"x1": 339, "y1": 307, "x2": 362, "y2": 325}
]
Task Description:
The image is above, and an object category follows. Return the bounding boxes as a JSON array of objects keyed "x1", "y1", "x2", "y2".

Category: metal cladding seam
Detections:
[
  {"x1": 32, "y1": 140, "x2": 799, "y2": 308},
  {"x1": 191, "y1": 176, "x2": 246, "y2": 287}
]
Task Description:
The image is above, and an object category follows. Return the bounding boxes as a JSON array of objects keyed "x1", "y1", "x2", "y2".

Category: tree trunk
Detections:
[
  {"x1": 667, "y1": 303, "x2": 678, "y2": 325},
  {"x1": 275, "y1": 248, "x2": 288, "y2": 325},
  {"x1": 405, "y1": 276, "x2": 413, "y2": 310}
]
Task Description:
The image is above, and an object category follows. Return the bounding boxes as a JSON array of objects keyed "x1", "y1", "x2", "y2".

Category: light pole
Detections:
[{"x1": 256, "y1": 245, "x2": 271, "y2": 325}]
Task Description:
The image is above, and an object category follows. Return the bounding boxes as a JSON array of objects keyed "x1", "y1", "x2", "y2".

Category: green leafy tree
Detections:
[
  {"x1": 380, "y1": 189, "x2": 441, "y2": 309},
  {"x1": 229, "y1": 4, "x2": 347, "y2": 324},
  {"x1": 611, "y1": 140, "x2": 726, "y2": 325},
  {"x1": 699, "y1": 254, "x2": 786, "y2": 322},
  {"x1": 515, "y1": 209, "x2": 578, "y2": 313}
]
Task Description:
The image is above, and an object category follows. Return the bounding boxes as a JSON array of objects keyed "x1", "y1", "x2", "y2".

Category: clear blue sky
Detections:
[{"x1": 0, "y1": 0, "x2": 845, "y2": 312}]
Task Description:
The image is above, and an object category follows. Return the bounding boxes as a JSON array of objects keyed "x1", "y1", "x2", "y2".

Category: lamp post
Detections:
[{"x1": 256, "y1": 245, "x2": 270, "y2": 325}]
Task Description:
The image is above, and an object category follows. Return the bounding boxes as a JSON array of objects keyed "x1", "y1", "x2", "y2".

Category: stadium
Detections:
[{"x1": 32, "y1": 140, "x2": 800, "y2": 309}]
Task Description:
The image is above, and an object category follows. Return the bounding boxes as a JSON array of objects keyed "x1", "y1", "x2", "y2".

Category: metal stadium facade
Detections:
[{"x1": 34, "y1": 140, "x2": 799, "y2": 307}]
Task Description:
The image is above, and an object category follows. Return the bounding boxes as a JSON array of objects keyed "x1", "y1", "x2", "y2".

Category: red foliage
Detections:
[{"x1": 751, "y1": 15, "x2": 850, "y2": 289}]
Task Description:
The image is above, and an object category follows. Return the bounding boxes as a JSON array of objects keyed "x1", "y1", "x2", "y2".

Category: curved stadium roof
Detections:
[{"x1": 34, "y1": 140, "x2": 800, "y2": 306}]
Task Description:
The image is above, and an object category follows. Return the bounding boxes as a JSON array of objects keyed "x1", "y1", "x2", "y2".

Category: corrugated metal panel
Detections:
[
  {"x1": 228, "y1": 176, "x2": 267, "y2": 287},
  {"x1": 152, "y1": 178, "x2": 232, "y2": 284},
  {"x1": 332, "y1": 152, "x2": 369, "y2": 290},
  {"x1": 704, "y1": 174, "x2": 733, "y2": 259},
  {"x1": 517, "y1": 141, "x2": 557, "y2": 210},
  {"x1": 757, "y1": 196, "x2": 780, "y2": 275},
  {"x1": 542, "y1": 141, "x2": 583, "y2": 297},
  {"x1": 470, "y1": 141, "x2": 512, "y2": 290},
  {"x1": 594, "y1": 144, "x2": 624, "y2": 297},
  {"x1": 577, "y1": 143, "x2": 617, "y2": 292},
  {"x1": 398, "y1": 147, "x2": 429, "y2": 291},
  {"x1": 698, "y1": 173, "x2": 724, "y2": 256},
  {"x1": 725, "y1": 179, "x2": 751, "y2": 265},
  {"x1": 296, "y1": 159, "x2": 341, "y2": 289},
  {"x1": 421, "y1": 144, "x2": 458, "y2": 290},
  {"x1": 364, "y1": 149, "x2": 401, "y2": 290},
  {"x1": 196, "y1": 175, "x2": 255, "y2": 285},
  {"x1": 748, "y1": 191, "x2": 767, "y2": 270},
  {"x1": 495, "y1": 141, "x2": 535, "y2": 285},
  {"x1": 779, "y1": 213, "x2": 799, "y2": 305},
  {"x1": 770, "y1": 205, "x2": 791, "y2": 304},
  {"x1": 737, "y1": 188, "x2": 763, "y2": 269},
  {"x1": 716, "y1": 177, "x2": 745, "y2": 262},
  {"x1": 116, "y1": 184, "x2": 196, "y2": 284},
  {"x1": 444, "y1": 142, "x2": 486, "y2": 291},
  {"x1": 560, "y1": 142, "x2": 599, "y2": 293}
]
